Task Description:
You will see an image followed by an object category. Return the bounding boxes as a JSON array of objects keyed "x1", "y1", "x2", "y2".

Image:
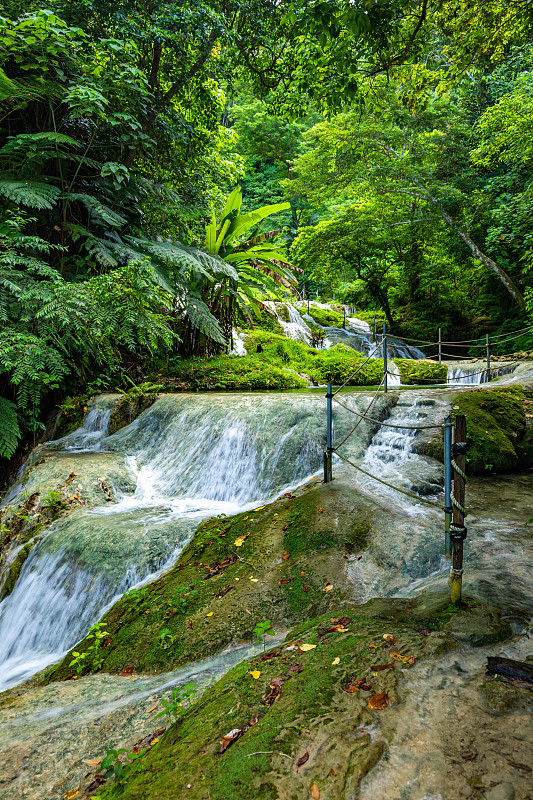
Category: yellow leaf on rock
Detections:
[
  {"x1": 63, "y1": 788, "x2": 81, "y2": 799},
  {"x1": 332, "y1": 657, "x2": 340, "y2": 665},
  {"x1": 250, "y1": 670, "x2": 261, "y2": 679},
  {"x1": 235, "y1": 536, "x2": 247, "y2": 547},
  {"x1": 150, "y1": 738, "x2": 159, "y2": 746},
  {"x1": 206, "y1": 612, "x2": 214, "y2": 617},
  {"x1": 250, "y1": 577, "x2": 258, "y2": 582},
  {"x1": 323, "y1": 584, "x2": 333, "y2": 592},
  {"x1": 146, "y1": 702, "x2": 158, "y2": 713},
  {"x1": 368, "y1": 644, "x2": 378, "y2": 648},
  {"x1": 299, "y1": 643, "x2": 317, "y2": 652},
  {"x1": 85, "y1": 759, "x2": 101, "y2": 768},
  {"x1": 311, "y1": 784, "x2": 320, "y2": 799},
  {"x1": 383, "y1": 633, "x2": 395, "y2": 644}
]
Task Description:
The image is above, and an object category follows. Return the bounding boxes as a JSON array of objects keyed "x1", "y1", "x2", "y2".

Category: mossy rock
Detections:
[
  {"x1": 307, "y1": 305, "x2": 345, "y2": 328},
  {"x1": 453, "y1": 387, "x2": 528, "y2": 474},
  {"x1": 43, "y1": 482, "x2": 375, "y2": 683},
  {"x1": 395, "y1": 358, "x2": 447, "y2": 385},
  {"x1": 478, "y1": 677, "x2": 533, "y2": 713},
  {"x1": 92, "y1": 597, "x2": 462, "y2": 800},
  {"x1": 108, "y1": 394, "x2": 159, "y2": 435}
]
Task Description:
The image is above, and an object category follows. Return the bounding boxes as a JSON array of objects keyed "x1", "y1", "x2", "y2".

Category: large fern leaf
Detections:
[
  {"x1": 0, "y1": 179, "x2": 60, "y2": 210},
  {"x1": 184, "y1": 296, "x2": 227, "y2": 345},
  {"x1": 0, "y1": 397, "x2": 21, "y2": 459}
]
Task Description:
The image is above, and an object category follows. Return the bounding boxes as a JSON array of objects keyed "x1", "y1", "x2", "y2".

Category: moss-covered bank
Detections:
[
  {"x1": 396, "y1": 358, "x2": 447, "y2": 385},
  {"x1": 91, "y1": 595, "x2": 509, "y2": 800},
  {"x1": 44, "y1": 481, "x2": 376, "y2": 683},
  {"x1": 454, "y1": 386, "x2": 533, "y2": 474}
]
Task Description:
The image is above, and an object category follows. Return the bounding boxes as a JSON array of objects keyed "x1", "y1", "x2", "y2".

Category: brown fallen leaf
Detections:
[
  {"x1": 146, "y1": 702, "x2": 158, "y2": 713},
  {"x1": 329, "y1": 768, "x2": 336, "y2": 776},
  {"x1": 311, "y1": 784, "x2": 320, "y2": 799},
  {"x1": 407, "y1": 656, "x2": 415, "y2": 666},
  {"x1": 188, "y1": 619, "x2": 193, "y2": 628},
  {"x1": 245, "y1": 608, "x2": 252, "y2": 615},
  {"x1": 119, "y1": 666, "x2": 134, "y2": 677},
  {"x1": 278, "y1": 579, "x2": 290, "y2": 587},
  {"x1": 323, "y1": 584, "x2": 333, "y2": 592},
  {"x1": 368, "y1": 692, "x2": 389, "y2": 710},
  {"x1": 282, "y1": 552, "x2": 290, "y2": 560},
  {"x1": 371, "y1": 662, "x2": 394, "y2": 671},
  {"x1": 218, "y1": 728, "x2": 243, "y2": 754},
  {"x1": 359, "y1": 682, "x2": 372, "y2": 691},
  {"x1": 331, "y1": 616, "x2": 352, "y2": 626},
  {"x1": 318, "y1": 507, "x2": 324, "y2": 513},
  {"x1": 282, "y1": 525, "x2": 289, "y2": 531},
  {"x1": 383, "y1": 633, "x2": 395, "y2": 644},
  {"x1": 296, "y1": 751, "x2": 309, "y2": 767},
  {"x1": 302, "y1": 585, "x2": 309, "y2": 592},
  {"x1": 390, "y1": 652, "x2": 405, "y2": 662},
  {"x1": 84, "y1": 758, "x2": 101, "y2": 768},
  {"x1": 288, "y1": 662, "x2": 304, "y2": 674},
  {"x1": 262, "y1": 676, "x2": 285, "y2": 706},
  {"x1": 343, "y1": 679, "x2": 364, "y2": 693}
]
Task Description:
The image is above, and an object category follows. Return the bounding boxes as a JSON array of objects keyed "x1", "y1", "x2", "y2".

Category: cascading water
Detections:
[
  {"x1": 447, "y1": 363, "x2": 518, "y2": 385},
  {"x1": 0, "y1": 391, "x2": 390, "y2": 692}
]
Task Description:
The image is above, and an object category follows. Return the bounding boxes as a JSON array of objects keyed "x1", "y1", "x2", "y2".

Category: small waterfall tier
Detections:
[{"x1": 0, "y1": 391, "x2": 393, "y2": 691}]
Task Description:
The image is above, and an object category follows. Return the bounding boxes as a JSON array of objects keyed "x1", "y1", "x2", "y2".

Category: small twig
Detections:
[{"x1": 244, "y1": 750, "x2": 292, "y2": 759}]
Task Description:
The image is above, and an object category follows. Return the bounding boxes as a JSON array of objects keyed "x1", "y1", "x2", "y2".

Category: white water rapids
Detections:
[{"x1": 0, "y1": 391, "x2": 395, "y2": 692}]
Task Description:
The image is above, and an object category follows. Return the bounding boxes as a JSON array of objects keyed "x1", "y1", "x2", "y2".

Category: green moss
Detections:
[
  {"x1": 453, "y1": 387, "x2": 527, "y2": 474},
  {"x1": 44, "y1": 485, "x2": 371, "y2": 683},
  {"x1": 1, "y1": 540, "x2": 35, "y2": 598},
  {"x1": 306, "y1": 306, "x2": 345, "y2": 327},
  {"x1": 395, "y1": 359, "x2": 447, "y2": 385},
  {"x1": 93, "y1": 597, "x2": 462, "y2": 800},
  {"x1": 174, "y1": 353, "x2": 308, "y2": 391}
]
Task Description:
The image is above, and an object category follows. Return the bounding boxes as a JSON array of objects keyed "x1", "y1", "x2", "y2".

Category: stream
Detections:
[{"x1": 0, "y1": 371, "x2": 531, "y2": 799}]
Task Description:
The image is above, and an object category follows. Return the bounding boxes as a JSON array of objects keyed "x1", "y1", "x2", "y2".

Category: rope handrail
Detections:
[
  {"x1": 389, "y1": 323, "x2": 533, "y2": 348},
  {"x1": 333, "y1": 395, "x2": 444, "y2": 430},
  {"x1": 332, "y1": 342, "x2": 382, "y2": 395},
  {"x1": 333, "y1": 450, "x2": 439, "y2": 508},
  {"x1": 334, "y1": 375, "x2": 385, "y2": 449}
]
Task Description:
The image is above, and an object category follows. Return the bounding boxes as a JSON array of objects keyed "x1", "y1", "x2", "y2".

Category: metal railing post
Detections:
[
  {"x1": 444, "y1": 416, "x2": 452, "y2": 560},
  {"x1": 450, "y1": 415, "x2": 467, "y2": 604},
  {"x1": 438, "y1": 328, "x2": 442, "y2": 364},
  {"x1": 382, "y1": 322, "x2": 388, "y2": 393},
  {"x1": 373, "y1": 315, "x2": 376, "y2": 342},
  {"x1": 324, "y1": 383, "x2": 333, "y2": 483},
  {"x1": 343, "y1": 307, "x2": 346, "y2": 329},
  {"x1": 486, "y1": 333, "x2": 490, "y2": 379}
]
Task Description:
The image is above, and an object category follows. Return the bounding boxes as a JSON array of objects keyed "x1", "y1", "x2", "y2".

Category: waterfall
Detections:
[
  {"x1": 357, "y1": 396, "x2": 444, "y2": 509},
  {"x1": 54, "y1": 395, "x2": 114, "y2": 451},
  {"x1": 261, "y1": 301, "x2": 425, "y2": 359},
  {"x1": 0, "y1": 391, "x2": 388, "y2": 692},
  {"x1": 447, "y1": 363, "x2": 518, "y2": 385}
]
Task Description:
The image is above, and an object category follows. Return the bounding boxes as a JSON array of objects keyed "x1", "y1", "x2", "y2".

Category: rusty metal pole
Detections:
[
  {"x1": 324, "y1": 384, "x2": 333, "y2": 483},
  {"x1": 449, "y1": 414, "x2": 467, "y2": 604}
]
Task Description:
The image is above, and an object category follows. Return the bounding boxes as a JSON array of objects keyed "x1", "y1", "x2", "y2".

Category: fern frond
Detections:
[
  {"x1": 0, "y1": 179, "x2": 60, "y2": 210},
  {"x1": 184, "y1": 296, "x2": 227, "y2": 345},
  {"x1": 0, "y1": 397, "x2": 21, "y2": 459}
]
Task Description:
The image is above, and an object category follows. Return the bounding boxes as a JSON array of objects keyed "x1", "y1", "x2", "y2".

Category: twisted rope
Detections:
[
  {"x1": 334, "y1": 376, "x2": 385, "y2": 449},
  {"x1": 333, "y1": 450, "x2": 439, "y2": 508},
  {"x1": 333, "y1": 396, "x2": 443, "y2": 430}
]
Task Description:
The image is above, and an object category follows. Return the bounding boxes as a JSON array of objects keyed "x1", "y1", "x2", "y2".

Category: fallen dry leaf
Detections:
[
  {"x1": 278, "y1": 579, "x2": 290, "y2": 587},
  {"x1": 368, "y1": 644, "x2": 378, "y2": 648},
  {"x1": 371, "y1": 662, "x2": 394, "y2": 671},
  {"x1": 318, "y1": 507, "x2": 323, "y2": 513},
  {"x1": 218, "y1": 728, "x2": 243, "y2": 754},
  {"x1": 332, "y1": 657, "x2": 340, "y2": 666},
  {"x1": 302, "y1": 584, "x2": 309, "y2": 592},
  {"x1": 288, "y1": 662, "x2": 304, "y2": 674},
  {"x1": 368, "y1": 692, "x2": 389, "y2": 710},
  {"x1": 297, "y1": 751, "x2": 309, "y2": 767},
  {"x1": 329, "y1": 768, "x2": 336, "y2": 776},
  {"x1": 408, "y1": 655, "x2": 415, "y2": 666},
  {"x1": 119, "y1": 666, "x2": 134, "y2": 677},
  {"x1": 282, "y1": 552, "x2": 290, "y2": 560},
  {"x1": 299, "y1": 643, "x2": 317, "y2": 652},
  {"x1": 323, "y1": 584, "x2": 333, "y2": 592},
  {"x1": 343, "y1": 679, "x2": 365, "y2": 693},
  {"x1": 311, "y1": 783, "x2": 320, "y2": 799},
  {"x1": 383, "y1": 633, "x2": 395, "y2": 644},
  {"x1": 250, "y1": 670, "x2": 261, "y2": 679},
  {"x1": 245, "y1": 608, "x2": 252, "y2": 615},
  {"x1": 300, "y1": 571, "x2": 305, "y2": 577},
  {"x1": 234, "y1": 535, "x2": 248, "y2": 547},
  {"x1": 63, "y1": 788, "x2": 81, "y2": 799},
  {"x1": 84, "y1": 759, "x2": 101, "y2": 768},
  {"x1": 206, "y1": 611, "x2": 214, "y2": 617},
  {"x1": 150, "y1": 738, "x2": 159, "y2": 746},
  {"x1": 249, "y1": 578, "x2": 258, "y2": 582},
  {"x1": 146, "y1": 702, "x2": 158, "y2": 713}
]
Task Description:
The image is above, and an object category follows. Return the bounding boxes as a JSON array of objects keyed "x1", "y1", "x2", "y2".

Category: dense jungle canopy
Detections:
[{"x1": 1, "y1": 0, "x2": 533, "y2": 461}]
